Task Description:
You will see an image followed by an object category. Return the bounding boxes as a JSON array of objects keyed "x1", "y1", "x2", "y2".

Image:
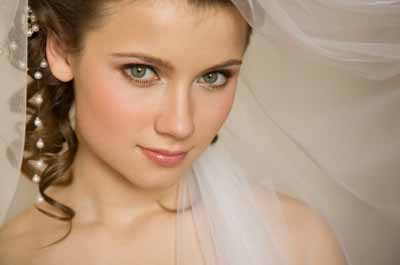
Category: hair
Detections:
[{"x1": 25, "y1": 0, "x2": 253, "y2": 247}]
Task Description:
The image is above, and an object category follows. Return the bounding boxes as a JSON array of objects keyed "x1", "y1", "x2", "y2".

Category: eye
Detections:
[
  {"x1": 198, "y1": 71, "x2": 232, "y2": 89},
  {"x1": 123, "y1": 64, "x2": 159, "y2": 83}
]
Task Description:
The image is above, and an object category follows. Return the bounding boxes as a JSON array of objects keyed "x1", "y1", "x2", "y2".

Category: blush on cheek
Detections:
[
  {"x1": 76, "y1": 61, "x2": 156, "y2": 137},
  {"x1": 215, "y1": 80, "x2": 238, "y2": 118},
  {"x1": 195, "y1": 83, "x2": 237, "y2": 144},
  {"x1": 215, "y1": 81, "x2": 238, "y2": 132}
]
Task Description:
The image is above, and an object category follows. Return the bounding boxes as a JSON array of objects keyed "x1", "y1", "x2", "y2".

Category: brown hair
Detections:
[{"x1": 25, "y1": 0, "x2": 253, "y2": 247}]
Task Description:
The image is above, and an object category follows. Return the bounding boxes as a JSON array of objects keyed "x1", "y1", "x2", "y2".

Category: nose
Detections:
[{"x1": 154, "y1": 83, "x2": 195, "y2": 141}]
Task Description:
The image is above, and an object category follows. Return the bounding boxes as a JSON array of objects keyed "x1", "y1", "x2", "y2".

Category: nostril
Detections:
[
  {"x1": 154, "y1": 112, "x2": 195, "y2": 140},
  {"x1": 154, "y1": 89, "x2": 196, "y2": 140}
]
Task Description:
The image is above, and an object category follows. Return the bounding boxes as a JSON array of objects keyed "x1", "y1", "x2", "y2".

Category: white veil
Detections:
[
  {"x1": 1, "y1": 0, "x2": 399, "y2": 264},
  {"x1": 0, "y1": 0, "x2": 27, "y2": 224}
]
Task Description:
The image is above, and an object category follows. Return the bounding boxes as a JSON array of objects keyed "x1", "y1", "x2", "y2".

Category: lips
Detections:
[
  {"x1": 142, "y1": 147, "x2": 187, "y2": 156},
  {"x1": 139, "y1": 146, "x2": 189, "y2": 167}
]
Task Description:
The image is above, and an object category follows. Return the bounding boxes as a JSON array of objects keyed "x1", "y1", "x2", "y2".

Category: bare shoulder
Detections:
[
  {"x1": 0, "y1": 206, "x2": 39, "y2": 264},
  {"x1": 0, "y1": 206, "x2": 37, "y2": 242},
  {"x1": 280, "y1": 193, "x2": 348, "y2": 265},
  {"x1": 251, "y1": 184, "x2": 347, "y2": 265},
  {"x1": 0, "y1": 205, "x2": 60, "y2": 265}
]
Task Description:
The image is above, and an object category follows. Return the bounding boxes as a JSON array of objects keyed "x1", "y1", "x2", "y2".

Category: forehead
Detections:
[{"x1": 82, "y1": 0, "x2": 248, "y2": 69}]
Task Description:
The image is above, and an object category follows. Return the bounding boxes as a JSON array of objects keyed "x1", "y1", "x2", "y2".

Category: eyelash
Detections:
[{"x1": 121, "y1": 63, "x2": 234, "y2": 90}]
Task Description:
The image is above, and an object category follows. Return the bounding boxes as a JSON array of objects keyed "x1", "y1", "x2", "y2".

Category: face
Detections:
[{"x1": 52, "y1": 0, "x2": 249, "y2": 191}]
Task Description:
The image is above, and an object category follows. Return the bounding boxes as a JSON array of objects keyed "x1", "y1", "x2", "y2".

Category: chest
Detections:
[
  {"x1": 29, "y1": 226, "x2": 176, "y2": 265},
  {"x1": 23, "y1": 220, "x2": 204, "y2": 265}
]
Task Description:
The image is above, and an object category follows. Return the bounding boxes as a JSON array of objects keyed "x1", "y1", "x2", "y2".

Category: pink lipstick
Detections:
[{"x1": 140, "y1": 146, "x2": 188, "y2": 167}]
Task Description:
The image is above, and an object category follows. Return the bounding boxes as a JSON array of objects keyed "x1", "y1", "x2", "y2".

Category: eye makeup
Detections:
[{"x1": 119, "y1": 63, "x2": 236, "y2": 91}]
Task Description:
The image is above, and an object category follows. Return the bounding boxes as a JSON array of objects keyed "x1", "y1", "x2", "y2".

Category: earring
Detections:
[{"x1": 211, "y1": 134, "x2": 219, "y2": 145}]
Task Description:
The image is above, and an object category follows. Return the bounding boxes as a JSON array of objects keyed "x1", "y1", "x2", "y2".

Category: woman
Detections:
[{"x1": 0, "y1": 0, "x2": 399, "y2": 265}]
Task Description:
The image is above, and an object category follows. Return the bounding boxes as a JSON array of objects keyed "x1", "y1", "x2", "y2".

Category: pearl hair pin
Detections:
[
  {"x1": 34, "y1": 116, "x2": 43, "y2": 128},
  {"x1": 32, "y1": 55, "x2": 48, "y2": 80},
  {"x1": 32, "y1": 93, "x2": 44, "y2": 106},
  {"x1": 40, "y1": 59, "x2": 48, "y2": 68},
  {"x1": 33, "y1": 58, "x2": 48, "y2": 80},
  {"x1": 32, "y1": 174, "x2": 41, "y2": 184},
  {"x1": 37, "y1": 195, "x2": 44, "y2": 203},
  {"x1": 36, "y1": 138, "x2": 45, "y2": 149},
  {"x1": 34, "y1": 70, "x2": 43, "y2": 80},
  {"x1": 27, "y1": 5, "x2": 40, "y2": 38},
  {"x1": 27, "y1": 5, "x2": 47, "y2": 187},
  {"x1": 36, "y1": 159, "x2": 45, "y2": 170}
]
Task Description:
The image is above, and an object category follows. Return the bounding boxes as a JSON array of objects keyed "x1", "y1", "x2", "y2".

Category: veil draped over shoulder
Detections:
[{"x1": 1, "y1": 0, "x2": 399, "y2": 264}]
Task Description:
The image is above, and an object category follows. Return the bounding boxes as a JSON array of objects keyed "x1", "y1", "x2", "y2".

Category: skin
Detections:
[
  {"x1": 45, "y1": 0, "x2": 247, "y2": 226},
  {"x1": 0, "y1": 1, "x2": 347, "y2": 265}
]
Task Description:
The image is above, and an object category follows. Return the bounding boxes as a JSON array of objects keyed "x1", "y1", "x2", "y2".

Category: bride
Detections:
[{"x1": 0, "y1": 0, "x2": 398, "y2": 265}]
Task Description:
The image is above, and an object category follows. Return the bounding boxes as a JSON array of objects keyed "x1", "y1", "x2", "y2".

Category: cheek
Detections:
[
  {"x1": 73, "y1": 60, "x2": 238, "y2": 149},
  {"x1": 194, "y1": 80, "x2": 238, "y2": 139},
  {"x1": 73, "y1": 65, "x2": 154, "y2": 147}
]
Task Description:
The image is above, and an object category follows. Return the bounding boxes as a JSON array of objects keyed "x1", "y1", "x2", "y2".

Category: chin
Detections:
[{"x1": 120, "y1": 161, "x2": 187, "y2": 191}]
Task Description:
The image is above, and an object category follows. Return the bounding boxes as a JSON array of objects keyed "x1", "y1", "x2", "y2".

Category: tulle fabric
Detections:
[
  {"x1": 185, "y1": 1, "x2": 400, "y2": 264},
  {"x1": 1, "y1": 0, "x2": 399, "y2": 265},
  {"x1": 0, "y1": 0, "x2": 27, "y2": 224}
]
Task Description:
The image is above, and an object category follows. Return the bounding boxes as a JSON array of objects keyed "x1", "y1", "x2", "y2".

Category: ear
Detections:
[{"x1": 46, "y1": 33, "x2": 74, "y2": 82}]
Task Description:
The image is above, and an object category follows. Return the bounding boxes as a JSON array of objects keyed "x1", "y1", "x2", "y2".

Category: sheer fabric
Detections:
[{"x1": 1, "y1": 0, "x2": 399, "y2": 264}]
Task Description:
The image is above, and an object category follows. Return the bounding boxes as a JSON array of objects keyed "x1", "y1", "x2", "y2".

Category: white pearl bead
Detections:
[
  {"x1": 34, "y1": 71, "x2": 43, "y2": 80},
  {"x1": 33, "y1": 94, "x2": 44, "y2": 106},
  {"x1": 36, "y1": 138, "x2": 45, "y2": 149},
  {"x1": 40, "y1": 59, "x2": 48, "y2": 68},
  {"x1": 35, "y1": 159, "x2": 45, "y2": 169},
  {"x1": 27, "y1": 29, "x2": 33, "y2": 37},
  {"x1": 32, "y1": 24, "x2": 40, "y2": 32},
  {"x1": 30, "y1": 14, "x2": 37, "y2": 22},
  {"x1": 34, "y1": 117, "x2": 43, "y2": 128},
  {"x1": 37, "y1": 195, "x2": 44, "y2": 203},
  {"x1": 32, "y1": 160, "x2": 47, "y2": 173},
  {"x1": 32, "y1": 174, "x2": 41, "y2": 184}
]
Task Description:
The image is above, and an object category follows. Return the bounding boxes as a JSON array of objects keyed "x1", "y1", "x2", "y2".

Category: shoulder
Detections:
[
  {"x1": 279, "y1": 194, "x2": 348, "y2": 265},
  {"x1": 0, "y1": 206, "x2": 37, "y2": 242},
  {"x1": 252, "y1": 184, "x2": 347, "y2": 265},
  {"x1": 0, "y1": 205, "x2": 61, "y2": 264},
  {"x1": 0, "y1": 206, "x2": 38, "y2": 263}
]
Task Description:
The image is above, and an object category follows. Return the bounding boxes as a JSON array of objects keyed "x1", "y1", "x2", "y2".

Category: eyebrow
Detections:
[{"x1": 110, "y1": 52, "x2": 242, "y2": 73}]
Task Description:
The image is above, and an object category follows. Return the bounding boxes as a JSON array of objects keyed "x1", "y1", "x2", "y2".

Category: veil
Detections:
[{"x1": 1, "y1": 0, "x2": 399, "y2": 264}]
